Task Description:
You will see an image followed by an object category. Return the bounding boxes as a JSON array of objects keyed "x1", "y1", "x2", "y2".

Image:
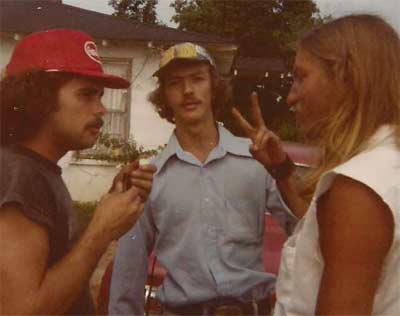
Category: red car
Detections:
[{"x1": 96, "y1": 142, "x2": 319, "y2": 314}]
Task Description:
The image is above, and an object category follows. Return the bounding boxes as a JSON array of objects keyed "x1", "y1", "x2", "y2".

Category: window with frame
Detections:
[{"x1": 77, "y1": 58, "x2": 132, "y2": 160}]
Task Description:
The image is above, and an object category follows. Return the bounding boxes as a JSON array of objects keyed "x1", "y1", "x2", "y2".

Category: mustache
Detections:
[{"x1": 86, "y1": 118, "x2": 104, "y2": 129}]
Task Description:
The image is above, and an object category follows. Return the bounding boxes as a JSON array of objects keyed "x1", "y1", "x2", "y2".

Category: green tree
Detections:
[
  {"x1": 171, "y1": 0, "x2": 324, "y2": 141},
  {"x1": 172, "y1": 0, "x2": 322, "y2": 57},
  {"x1": 109, "y1": 0, "x2": 160, "y2": 24}
]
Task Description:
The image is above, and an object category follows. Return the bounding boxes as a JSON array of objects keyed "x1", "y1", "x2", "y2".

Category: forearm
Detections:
[
  {"x1": 23, "y1": 223, "x2": 110, "y2": 314},
  {"x1": 276, "y1": 176, "x2": 309, "y2": 219},
  {"x1": 2, "y1": 184, "x2": 144, "y2": 315}
]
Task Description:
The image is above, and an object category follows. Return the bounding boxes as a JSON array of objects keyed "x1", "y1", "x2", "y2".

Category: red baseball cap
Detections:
[{"x1": 5, "y1": 29, "x2": 130, "y2": 89}]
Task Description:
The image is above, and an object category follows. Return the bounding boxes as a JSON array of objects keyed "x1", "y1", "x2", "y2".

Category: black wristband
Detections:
[{"x1": 269, "y1": 154, "x2": 296, "y2": 180}]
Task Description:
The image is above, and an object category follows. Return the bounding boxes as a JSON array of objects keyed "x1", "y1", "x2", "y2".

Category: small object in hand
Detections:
[{"x1": 139, "y1": 158, "x2": 151, "y2": 166}]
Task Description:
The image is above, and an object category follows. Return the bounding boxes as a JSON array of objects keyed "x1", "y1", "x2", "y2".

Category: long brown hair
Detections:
[
  {"x1": 298, "y1": 14, "x2": 400, "y2": 198},
  {"x1": 148, "y1": 61, "x2": 231, "y2": 123},
  {"x1": 0, "y1": 71, "x2": 73, "y2": 145}
]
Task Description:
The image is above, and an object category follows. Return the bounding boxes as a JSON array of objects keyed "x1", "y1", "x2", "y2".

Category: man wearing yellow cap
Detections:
[{"x1": 109, "y1": 43, "x2": 299, "y2": 316}]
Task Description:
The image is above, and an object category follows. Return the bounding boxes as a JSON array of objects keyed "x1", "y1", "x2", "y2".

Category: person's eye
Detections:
[
  {"x1": 167, "y1": 80, "x2": 179, "y2": 87},
  {"x1": 79, "y1": 89, "x2": 97, "y2": 98},
  {"x1": 194, "y1": 76, "x2": 205, "y2": 82},
  {"x1": 79, "y1": 92, "x2": 93, "y2": 99}
]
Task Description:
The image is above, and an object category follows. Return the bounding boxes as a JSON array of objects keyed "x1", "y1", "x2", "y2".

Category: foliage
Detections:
[
  {"x1": 109, "y1": 0, "x2": 160, "y2": 24},
  {"x1": 171, "y1": 0, "x2": 323, "y2": 57},
  {"x1": 75, "y1": 133, "x2": 163, "y2": 164},
  {"x1": 171, "y1": 0, "x2": 324, "y2": 141}
]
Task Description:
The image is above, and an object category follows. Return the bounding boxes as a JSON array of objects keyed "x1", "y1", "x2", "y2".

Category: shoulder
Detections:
[
  {"x1": 318, "y1": 174, "x2": 394, "y2": 242},
  {"x1": 317, "y1": 142, "x2": 399, "y2": 211},
  {"x1": 317, "y1": 174, "x2": 394, "y2": 262},
  {"x1": 319, "y1": 174, "x2": 394, "y2": 221},
  {"x1": 0, "y1": 151, "x2": 55, "y2": 228},
  {"x1": 1, "y1": 149, "x2": 52, "y2": 193}
]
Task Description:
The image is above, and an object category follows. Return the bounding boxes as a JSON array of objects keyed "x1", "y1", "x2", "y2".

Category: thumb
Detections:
[
  {"x1": 124, "y1": 185, "x2": 140, "y2": 201},
  {"x1": 114, "y1": 180, "x2": 124, "y2": 193}
]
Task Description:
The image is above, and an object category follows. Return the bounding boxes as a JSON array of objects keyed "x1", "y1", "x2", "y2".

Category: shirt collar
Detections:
[
  {"x1": 153, "y1": 123, "x2": 252, "y2": 175},
  {"x1": 217, "y1": 123, "x2": 252, "y2": 157}
]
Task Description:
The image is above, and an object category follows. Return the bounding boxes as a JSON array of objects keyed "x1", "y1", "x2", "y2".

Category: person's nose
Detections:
[
  {"x1": 183, "y1": 79, "x2": 194, "y2": 95},
  {"x1": 95, "y1": 100, "x2": 107, "y2": 116},
  {"x1": 286, "y1": 82, "x2": 298, "y2": 108}
]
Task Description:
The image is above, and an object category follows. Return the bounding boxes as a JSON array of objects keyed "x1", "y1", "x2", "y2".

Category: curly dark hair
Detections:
[
  {"x1": 148, "y1": 61, "x2": 231, "y2": 123},
  {"x1": 0, "y1": 71, "x2": 75, "y2": 145}
]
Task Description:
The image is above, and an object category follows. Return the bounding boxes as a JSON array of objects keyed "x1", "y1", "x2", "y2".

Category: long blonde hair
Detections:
[{"x1": 299, "y1": 14, "x2": 400, "y2": 199}]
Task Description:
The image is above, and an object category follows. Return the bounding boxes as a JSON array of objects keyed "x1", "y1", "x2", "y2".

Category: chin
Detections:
[
  {"x1": 74, "y1": 139, "x2": 97, "y2": 150},
  {"x1": 178, "y1": 114, "x2": 203, "y2": 124}
]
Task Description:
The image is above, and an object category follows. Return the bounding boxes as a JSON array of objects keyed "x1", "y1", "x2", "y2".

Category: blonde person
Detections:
[{"x1": 233, "y1": 14, "x2": 400, "y2": 315}]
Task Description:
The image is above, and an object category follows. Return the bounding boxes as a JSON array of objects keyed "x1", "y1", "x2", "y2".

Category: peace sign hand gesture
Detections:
[{"x1": 232, "y1": 92, "x2": 293, "y2": 179}]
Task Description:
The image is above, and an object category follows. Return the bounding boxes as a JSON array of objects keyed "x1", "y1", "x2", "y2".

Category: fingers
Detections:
[
  {"x1": 253, "y1": 127, "x2": 266, "y2": 151},
  {"x1": 110, "y1": 160, "x2": 140, "y2": 193},
  {"x1": 128, "y1": 164, "x2": 156, "y2": 202},
  {"x1": 122, "y1": 160, "x2": 140, "y2": 174},
  {"x1": 231, "y1": 107, "x2": 255, "y2": 138},
  {"x1": 123, "y1": 185, "x2": 140, "y2": 202},
  {"x1": 130, "y1": 164, "x2": 156, "y2": 187},
  {"x1": 130, "y1": 179, "x2": 152, "y2": 201},
  {"x1": 114, "y1": 180, "x2": 124, "y2": 193},
  {"x1": 231, "y1": 92, "x2": 267, "y2": 139},
  {"x1": 131, "y1": 164, "x2": 157, "y2": 180},
  {"x1": 137, "y1": 189, "x2": 151, "y2": 201},
  {"x1": 249, "y1": 92, "x2": 266, "y2": 128}
]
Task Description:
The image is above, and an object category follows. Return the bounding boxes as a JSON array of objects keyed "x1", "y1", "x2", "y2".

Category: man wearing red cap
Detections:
[
  {"x1": 0, "y1": 29, "x2": 156, "y2": 314},
  {"x1": 109, "y1": 43, "x2": 302, "y2": 316}
]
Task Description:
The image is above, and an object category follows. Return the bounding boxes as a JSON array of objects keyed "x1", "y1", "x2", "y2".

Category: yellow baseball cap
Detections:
[{"x1": 153, "y1": 42, "x2": 216, "y2": 77}]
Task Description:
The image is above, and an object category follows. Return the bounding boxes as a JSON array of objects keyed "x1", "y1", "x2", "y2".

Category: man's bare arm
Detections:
[{"x1": 0, "y1": 185, "x2": 143, "y2": 315}]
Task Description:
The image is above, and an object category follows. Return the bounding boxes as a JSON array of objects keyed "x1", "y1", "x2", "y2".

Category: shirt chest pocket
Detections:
[{"x1": 223, "y1": 199, "x2": 263, "y2": 243}]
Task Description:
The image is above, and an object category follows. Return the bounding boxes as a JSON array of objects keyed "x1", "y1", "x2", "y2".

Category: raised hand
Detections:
[{"x1": 232, "y1": 91, "x2": 287, "y2": 172}]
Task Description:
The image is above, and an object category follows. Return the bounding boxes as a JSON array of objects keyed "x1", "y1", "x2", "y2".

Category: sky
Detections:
[{"x1": 63, "y1": 0, "x2": 400, "y2": 33}]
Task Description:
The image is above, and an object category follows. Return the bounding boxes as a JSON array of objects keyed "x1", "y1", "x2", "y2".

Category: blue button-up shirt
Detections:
[{"x1": 109, "y1": 125, "x2": 296, "y2": 315}]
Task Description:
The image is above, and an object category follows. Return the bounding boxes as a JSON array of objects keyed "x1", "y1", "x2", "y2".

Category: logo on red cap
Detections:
[{"x1": 84, "y1": 41, "x2": 101, "y2": 64}]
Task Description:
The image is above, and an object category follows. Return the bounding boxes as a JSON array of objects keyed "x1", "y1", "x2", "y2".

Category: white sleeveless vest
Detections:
[{"x1": 274, "y1": 125, "x2": 400, "y2": 316}]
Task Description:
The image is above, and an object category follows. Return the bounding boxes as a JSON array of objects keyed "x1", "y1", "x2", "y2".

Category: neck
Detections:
[{"x1": 175, "y1": 119, "x2": 219, "y2": 163}]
